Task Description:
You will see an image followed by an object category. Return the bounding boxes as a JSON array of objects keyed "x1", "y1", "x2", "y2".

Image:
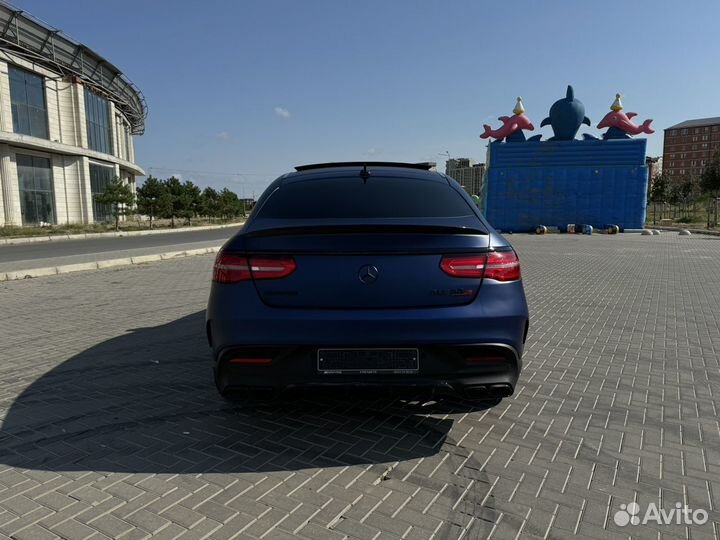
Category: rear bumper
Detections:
[
  {"x1": 207, "y1": 279, "x2": 529, "y2": 398},
  {"x1": 214, "y1": 343, "x2": 522, "y2": 400}
]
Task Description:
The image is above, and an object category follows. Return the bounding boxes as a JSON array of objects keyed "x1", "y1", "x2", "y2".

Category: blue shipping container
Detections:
[{"x1": 481, "y1": 138, "x2": 648, "y2": 231}]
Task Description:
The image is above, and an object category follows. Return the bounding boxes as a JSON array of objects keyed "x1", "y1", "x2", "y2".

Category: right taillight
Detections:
[
  {"x1": 484, "y1": 250, "x2": 521, "y2": 282},
  {"x1": 213, "y1": 252, "x2": 296, "y2": 283},
  {"x1": 440, "y1": 251, "x2": 520, "y2": 282}
]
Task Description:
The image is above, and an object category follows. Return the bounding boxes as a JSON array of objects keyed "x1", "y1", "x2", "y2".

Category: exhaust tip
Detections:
[
  {"x1": 462, "y1": 385, "x2": 488, "y2": 399},
  {"x1": 488, "y1": 383, "x2": 513, "y2": 398}
]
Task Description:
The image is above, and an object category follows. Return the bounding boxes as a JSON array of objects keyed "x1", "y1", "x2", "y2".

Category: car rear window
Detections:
[{"x1": 258, "y1": 177, "x2": 474, "y2": 219}]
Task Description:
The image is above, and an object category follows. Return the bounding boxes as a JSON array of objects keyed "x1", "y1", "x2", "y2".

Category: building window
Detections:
[
  {"x1": 17, "y1": 154, "x2": 55, "y2": 225},
  {"x1": 681, "y1": 129, "x2": 688, "y2": 135},
  {"x1": 90, "y1": 162, "x2": 114, "y2": 221},
  {"x1": 8, "y1": 65, "x2": 49, "y2": 139},
  {"x1": 84, "y1": 88, "x2": 113, "y2": 154}
]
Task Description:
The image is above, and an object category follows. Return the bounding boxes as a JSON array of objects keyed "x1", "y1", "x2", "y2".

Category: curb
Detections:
[
  {"x1": 0, "y1": 246, "x2": 221, "y2": 282},
  {"x1": 0, "y1": 222, "x2": 245, "y2": 246}
]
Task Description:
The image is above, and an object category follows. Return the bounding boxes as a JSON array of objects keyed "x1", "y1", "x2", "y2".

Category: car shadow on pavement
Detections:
[{"x1": 0, "y1": 311, "x2": 490, "y2": 474}]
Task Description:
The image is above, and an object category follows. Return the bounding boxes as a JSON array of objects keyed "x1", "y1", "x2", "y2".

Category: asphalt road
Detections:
[{"x1": 0, "y1": 225, "x2": 242, "y2": 267}]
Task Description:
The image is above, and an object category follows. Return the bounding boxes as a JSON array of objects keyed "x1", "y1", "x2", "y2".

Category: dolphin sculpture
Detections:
[
  {"x1": 597, "y1": 94, "x2": 654, "y2": 138},
  {"x1": 540, "y1": 85, "x2": 591, "y2": 140},
  {"x1": 480, "y1": 97, "x2": 535, "y2": 141}
]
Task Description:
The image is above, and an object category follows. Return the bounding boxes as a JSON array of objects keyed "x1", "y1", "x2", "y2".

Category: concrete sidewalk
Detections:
[
  {"x1": 0, "y1": 239, "x2": 224, "y2": 281},
  {"x1": 0, "y1": 243, "x2": 222, "y2": 281}
]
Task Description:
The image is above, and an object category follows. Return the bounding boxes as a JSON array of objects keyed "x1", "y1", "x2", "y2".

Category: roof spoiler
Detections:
[{"x1": 294, "y1": 161, "x2": 436, "y2": 172}]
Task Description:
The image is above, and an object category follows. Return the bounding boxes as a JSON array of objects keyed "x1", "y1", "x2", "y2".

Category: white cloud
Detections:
[{"x1": 274, "y1": 106, "x2": 290, "y2": 118}]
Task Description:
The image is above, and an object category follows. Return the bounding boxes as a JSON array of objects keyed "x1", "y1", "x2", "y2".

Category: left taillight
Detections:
[
  {"x1": 248, "y1": 256, "x2": 296, "y2": 280},
  {"x1": 213, "y1": 252, "x2": 296, "y2": 283},
  {"x1": 213, "y1": 253, "x2": 251, "y2": 283}
]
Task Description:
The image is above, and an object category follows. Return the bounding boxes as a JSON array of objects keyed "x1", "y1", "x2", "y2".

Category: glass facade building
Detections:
[
  {"x1": 0, "y1": 6, "x2": 144, "y2": 228},
  {"x1": 84, "y1": 89, "x2": 113, "y2": 155},
  {"x1": 17, "y1": 154, "x2": 55, "y2": 225},
  {"x1": 90, "y1": 162, "x2": 114, "y2": 222},
  {"x1": 9, "y1": 65, "x2": 49, "y2": 139}
]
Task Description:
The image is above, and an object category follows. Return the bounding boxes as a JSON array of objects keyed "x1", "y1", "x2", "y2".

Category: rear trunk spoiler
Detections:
[{"x1": 245, "y1": 224, "x2": 488, "y2": 239}]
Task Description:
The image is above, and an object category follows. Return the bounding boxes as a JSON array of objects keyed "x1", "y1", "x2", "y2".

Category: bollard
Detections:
[
  {"x1": 679, "y1": 229, "x2": 691, "y2": 236},
  {"x1": 535, "y1": 225, "x2": 547, "y2": 235},
  {"x1": 566, "y1": 224, "x2": 576, "y2": 234},
  {"x1": 583, "y1": 224, "x2": 593, "y2": 235},
  {"x1": 606, "y1": 224, "x2": 619, "y2": 234},
  {"x1": 641, "y1": 229, "x2": 653, "y2": 235}
]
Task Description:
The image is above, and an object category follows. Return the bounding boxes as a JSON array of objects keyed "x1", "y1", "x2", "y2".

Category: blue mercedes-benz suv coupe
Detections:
[{"x1": 206, "y1": 162, "x2": 529, "y2": 404}]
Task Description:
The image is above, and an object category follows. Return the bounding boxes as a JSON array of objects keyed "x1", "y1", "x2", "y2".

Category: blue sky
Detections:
[{"x1": 14, "y1": 0, "x2": 720, "y2": 196}]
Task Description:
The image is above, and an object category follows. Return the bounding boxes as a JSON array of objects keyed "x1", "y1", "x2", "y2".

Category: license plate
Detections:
[{"x1": 317, "y1": 348, "x2": 419, "y2": 374}]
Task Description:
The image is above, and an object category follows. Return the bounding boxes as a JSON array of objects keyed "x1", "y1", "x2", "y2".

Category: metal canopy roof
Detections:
[{"x1": 0, "y1": 2, "x2": 147, "y2": 134}]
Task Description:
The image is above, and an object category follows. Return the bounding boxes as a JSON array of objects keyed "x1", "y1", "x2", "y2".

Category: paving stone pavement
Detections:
[{"x1": 0, "y1": 233, "x2": 719, "y2": 540}]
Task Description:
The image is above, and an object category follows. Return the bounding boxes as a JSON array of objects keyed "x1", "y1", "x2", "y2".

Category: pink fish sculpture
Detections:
[
  {"x1": 597, "y1": 94, "x2": 654, "y2": 136},
  {"x1": 480, "y1": 97, "x2": 535, "y2": 140},
  {"x1": 480, "y1": 113, "x2": 535, "y2": 140},
  {"x1": 597, "y1": 110, "x2": 654, "y2": 135}
]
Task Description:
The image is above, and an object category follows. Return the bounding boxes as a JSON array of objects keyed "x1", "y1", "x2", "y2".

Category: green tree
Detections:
[
  {"x1": 136, "y1": 176, "x2": 169, "y2": 229},
  {"x1": 700, "y1": 153, "x2": 720, "y2": 226},
  {"x1": 218, "y1": 188, "x2": 242, "y2": 220},
  {"x1": 648, "y1": 173, "x2": 670, "y2": 224},
  {"x1": 161, "y1": 177, "x2": 192, "y2": 228},
  {"x1": 700, "y1": 153, "x2": 720, "y2": 196},
  {"x1": 649, "y1": 173, "x2": 669, "y2": 203},
  {"x1": 200, "y1": 187, "x2": 221, "y2": 220},
  {"x1": 183, "y1": 181, "x2": 202, "y2": 224},
  {"x1": 669, "y1": 177, "x2": 699, "y2": 221},
  {"x1": 94, "y1": 177, "x2": 135, "y2": 231}
]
